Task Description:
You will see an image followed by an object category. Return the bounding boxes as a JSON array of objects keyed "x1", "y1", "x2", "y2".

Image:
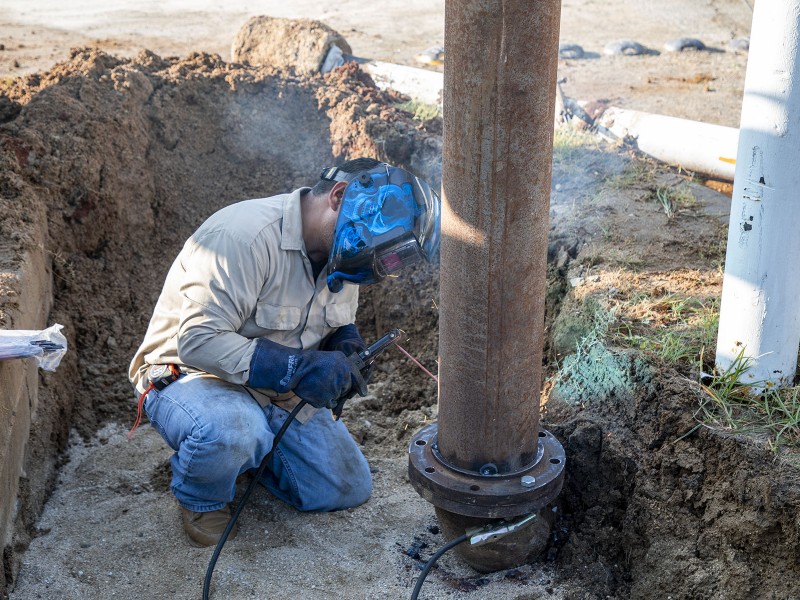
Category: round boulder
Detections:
[
  {"x1": 559, "y1": 43, "x2": 585, "y2": 59},
  {"x1": 664, "y1": 37, "x2": 706, "y2": 52}
]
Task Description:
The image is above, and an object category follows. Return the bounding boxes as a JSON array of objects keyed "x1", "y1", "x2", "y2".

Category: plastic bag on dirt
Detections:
[{"x1": 0, "y1": 323, "x2": 68, "y2": 371}]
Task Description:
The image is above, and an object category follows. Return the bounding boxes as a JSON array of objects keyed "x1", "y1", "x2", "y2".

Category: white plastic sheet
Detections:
[{"x1": 0, "y1": 323, "x2": 68, "y2": 371}]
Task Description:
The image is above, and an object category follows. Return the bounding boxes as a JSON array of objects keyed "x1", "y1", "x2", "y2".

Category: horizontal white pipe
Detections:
[
  {"x1": 596, "y1": 108, "x2": 739, "y2": 181},
  {"x1": 356, "y1": 58, "x2": 741, "y2": 182},
  {"x1": 359, "y1": 59, "x2": 444, "y2": 106}
]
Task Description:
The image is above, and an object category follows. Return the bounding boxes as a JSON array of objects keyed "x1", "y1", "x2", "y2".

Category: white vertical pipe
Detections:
[{"x1": 716, "y1": 0, "x2": 800, "y2": 386}]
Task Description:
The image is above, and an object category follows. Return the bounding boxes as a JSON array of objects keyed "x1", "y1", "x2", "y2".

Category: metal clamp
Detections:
[{"x1": 467, "y1": 513, "x2": 538, "y2": 547}]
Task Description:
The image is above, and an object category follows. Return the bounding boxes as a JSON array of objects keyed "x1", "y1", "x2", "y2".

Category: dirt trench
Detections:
[
  {"x1": 0, "y1": 49, "x2": 442, "y2": 592},
  {"x1": 2, "y1": 49, "x2": 800, "y2": 599}
]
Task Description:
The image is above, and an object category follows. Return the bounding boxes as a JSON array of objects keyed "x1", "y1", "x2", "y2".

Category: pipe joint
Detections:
[{"x1": 408, "y1": 422, "x2": 566, "y2": 519}]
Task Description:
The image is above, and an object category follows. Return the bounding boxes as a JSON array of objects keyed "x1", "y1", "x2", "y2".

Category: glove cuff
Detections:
[{"x1": 248, "y1": 338, "x2": 298, "y2": 392}]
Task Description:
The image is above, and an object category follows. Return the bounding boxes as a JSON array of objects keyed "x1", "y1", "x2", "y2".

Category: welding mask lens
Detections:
[
  {"x1": 325, "y1": 164, "x2": 440, "y2": 292},
  {"x1": 374, "y1": 233, "x2": 425, "y2": 277}
]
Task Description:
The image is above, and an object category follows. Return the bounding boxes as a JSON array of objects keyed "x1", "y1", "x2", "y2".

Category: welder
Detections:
[{"x1": 128, "y1": 157, "x2": 440, "y2": 547}]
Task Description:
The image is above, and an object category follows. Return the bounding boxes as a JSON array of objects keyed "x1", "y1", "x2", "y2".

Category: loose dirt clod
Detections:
[{"x1": 231, "y1": 15, "x2": 353, "y2": 75}]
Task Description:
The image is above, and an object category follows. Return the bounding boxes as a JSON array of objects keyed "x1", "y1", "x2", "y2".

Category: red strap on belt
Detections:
[
  {"x1": 127, "y1": 364, "x2": 181, "y2": 440},
  {"x1": 127, "y1": 382, "x2": 155, "y2": 440}
]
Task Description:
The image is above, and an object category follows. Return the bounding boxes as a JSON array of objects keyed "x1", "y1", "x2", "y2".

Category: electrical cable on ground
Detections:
[
  {"x1": 202, "y1": 329, "x2": 400, "y2": 597},
  {"x1": 409, "y1": 533, "x2": 470, "y2": 600},
  {"x1": 202, "y1": 399, "x2": 308, "y2": 600}
]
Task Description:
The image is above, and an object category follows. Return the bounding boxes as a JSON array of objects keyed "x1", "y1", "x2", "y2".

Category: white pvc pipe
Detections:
[
  {"x1": 596, "y1": 108, "x2": 739, "y2": 181},
  {"x1": 356, "y1": 57, "x2": 742, "y2": 182},
  {"x1": 359, "y1": 59, "x2": 444, "y2": 106},
  {"x1": 715, "y1": 0, "x2": 800, "y2": 387}
]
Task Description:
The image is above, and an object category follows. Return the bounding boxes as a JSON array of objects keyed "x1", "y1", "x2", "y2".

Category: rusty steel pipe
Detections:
[
  {"x1": 439, "y1": 0, "x2": 561, "y2": 471},
  {"x1": 408, "y1": 0, "x2": 565, "y2": 571}
]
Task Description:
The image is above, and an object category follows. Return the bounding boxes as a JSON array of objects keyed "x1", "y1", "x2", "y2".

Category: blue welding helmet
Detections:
[{"x1": 323, "y1": 163, "x2": 441, "y2": 293}]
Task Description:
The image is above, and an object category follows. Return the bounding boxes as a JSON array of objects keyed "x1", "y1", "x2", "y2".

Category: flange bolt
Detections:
[{"x1": 521, "y1": 475, "x2": 537, "y2": 488}]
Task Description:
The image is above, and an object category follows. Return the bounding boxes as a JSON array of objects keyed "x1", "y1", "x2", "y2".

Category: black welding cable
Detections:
[
  {"x1": 202, "y1": 399, "x2": 308, "y2": 600},
  {"x1": 409, "y1": 532, "x2": 470, "y2": 600}
]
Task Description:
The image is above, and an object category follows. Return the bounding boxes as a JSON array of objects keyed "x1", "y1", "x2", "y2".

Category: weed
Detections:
[
  {"x1": 394, "y1": 99, "x2": 441, "y2": 122},
  {"x1": 694, "y1": 349, "x2": 800, "y2": 452},
  {"x1": 552, "y1": 128, "x2": 597, "y2": 165},
  {"x1": 655, "y1": 186, "x2": 675, "y2": 218},
  {"x1": 653, "y1": 184, "x2": 698, "y2": 219},
  {"x1": 605, "y1": 160, "x2": 657, "y2": 191},
  {"x1": 613, "y1": 294, "x2": 719, "y2": 365}
]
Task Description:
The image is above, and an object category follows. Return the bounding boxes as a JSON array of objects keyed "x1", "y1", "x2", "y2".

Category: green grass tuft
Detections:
[
  {"x1": 394, "y1": 99, "x2": 441, "y2": 122},
  {"x1": 652, "y1": 184, "x2": 698, "y2": 219},
  {"x1": 695, "y1": 349, "x2": 800, "y2": 452},
  {"x1": 552, "y1": 128, "x2": 598, "y2": 164},
  {"x1": 613, "y1": 295, "x2": 719, "y2": 365}
]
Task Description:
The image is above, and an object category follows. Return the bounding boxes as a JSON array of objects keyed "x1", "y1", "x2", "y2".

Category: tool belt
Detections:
[
  {"x1": 129, "y1": 363, "x2": 182, "y2": 439},
  {"x1": 146, "y1": 363, "x2": 181, "y2": 391}
]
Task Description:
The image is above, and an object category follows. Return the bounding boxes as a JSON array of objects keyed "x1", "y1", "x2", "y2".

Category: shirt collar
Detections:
[{"x1": 280, "y1": 187, "x2": 311, "y2": 253}]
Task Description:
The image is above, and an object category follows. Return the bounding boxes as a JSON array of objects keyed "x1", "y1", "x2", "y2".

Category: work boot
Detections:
[{"x1": 180, "y1": 505, "x2": 238, "y2": 547}]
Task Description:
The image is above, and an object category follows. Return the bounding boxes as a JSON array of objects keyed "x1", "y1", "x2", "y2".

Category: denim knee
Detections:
[
  {"x1": 144, "y1": 375, "x2": 272, "y2": 510},
  {"x1": 262, "y1": 406, "x2": 373, "y2": 512}
]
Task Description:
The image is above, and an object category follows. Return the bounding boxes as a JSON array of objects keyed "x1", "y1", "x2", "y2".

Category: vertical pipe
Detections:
[
  {"x1": 715, "y1": 0, "x2": 800, "y2": 386},
  {"x1": 439, "y1": 0, "x2": 562, "y2": 472}
]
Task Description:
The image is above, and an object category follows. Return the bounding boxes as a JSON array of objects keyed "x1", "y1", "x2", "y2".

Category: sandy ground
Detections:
[
  {"x1": 12, "y1": 422, "x2": 566, "y2": 600},
  {"x1": 0, "y1": 2, "x2": 773, "y2": 600}
]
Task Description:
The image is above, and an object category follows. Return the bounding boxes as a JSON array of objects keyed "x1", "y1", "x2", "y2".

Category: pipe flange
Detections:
[{"x1": 408, "y1": 422, "x2": 565, "y2": 519}]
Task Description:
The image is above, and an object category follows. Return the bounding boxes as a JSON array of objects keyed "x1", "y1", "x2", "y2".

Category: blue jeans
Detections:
[{"x1": 143, "y1": 373, "x2": 372, "y2": 513}]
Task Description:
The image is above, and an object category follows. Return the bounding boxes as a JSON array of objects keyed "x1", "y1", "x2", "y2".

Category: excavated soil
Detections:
[{"x1": 2, "y1": 31, "x2": 800, "y2": 600}]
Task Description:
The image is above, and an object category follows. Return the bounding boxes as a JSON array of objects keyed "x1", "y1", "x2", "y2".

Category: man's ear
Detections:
[{"x1": 327, "y1": 180, "x2": 348, "y2": 212}]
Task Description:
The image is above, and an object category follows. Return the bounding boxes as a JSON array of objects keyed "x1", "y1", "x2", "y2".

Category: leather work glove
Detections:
[
  {"x1": 248, "y1": 338, "x2": 368, "y2": 410},
  {"x1": 321, "y1": 323, "x2": 373, "y2": 383}
]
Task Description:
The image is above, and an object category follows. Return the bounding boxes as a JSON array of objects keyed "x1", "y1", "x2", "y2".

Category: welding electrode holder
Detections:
[
  {"x1": 332, "y1": 328, "x2": 401, "y2": 420},
  {"x1": 408, "y1": 423, "x2": 566, "y2": 519}
]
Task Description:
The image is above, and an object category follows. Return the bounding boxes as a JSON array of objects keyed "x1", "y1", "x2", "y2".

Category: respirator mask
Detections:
[{"x1": 323, "y1": 163, "x2": 441, "y2": 293}]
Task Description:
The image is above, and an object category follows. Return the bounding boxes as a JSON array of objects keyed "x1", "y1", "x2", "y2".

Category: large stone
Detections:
[{"x1": 231, "y1": 16, "x2": 352, "y2": 75}]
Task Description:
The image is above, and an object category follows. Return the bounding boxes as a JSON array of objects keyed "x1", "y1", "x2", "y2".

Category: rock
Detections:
[
  {"x1": 603, "y1": 40, "x2": 648, "y2": 56},
  {"x1": 559, "y1": 43, "x2": 585, "y2": 59},
  {"x1": 664, "y1": 37, "x2": 706, "y2": 52},
  {"x1": 728, "y1": 37, "x2": 749, "y2": 52},
  {"x1": 231, "y1": 16, "x2": 352, "y2": 75},
  {"x1": 414, "y1": 45, "x2": 444, "y2": 66}
]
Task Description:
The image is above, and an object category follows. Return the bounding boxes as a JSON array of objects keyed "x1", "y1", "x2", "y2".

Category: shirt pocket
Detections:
[
  {"x1": 324, "y1": 303, "x2": 356, "y2": 328},
  {"x1": 255, "y1": 303, "x2": 302, "y2": 331}
]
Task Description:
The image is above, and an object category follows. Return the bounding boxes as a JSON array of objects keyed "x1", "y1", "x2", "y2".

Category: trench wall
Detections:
[{"x1": 0, "y1": 248, "x2": 50, "y2": 589}]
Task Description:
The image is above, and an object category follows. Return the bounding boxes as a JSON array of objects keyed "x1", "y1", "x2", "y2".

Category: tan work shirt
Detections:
[{"x1": 128, "y1": 188, "x2": 360, "y2": 411}]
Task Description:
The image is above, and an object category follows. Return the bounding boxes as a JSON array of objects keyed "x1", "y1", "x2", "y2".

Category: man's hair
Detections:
[{"x1": 311, "y1": 157, "x2": 383, "y2": 196}]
